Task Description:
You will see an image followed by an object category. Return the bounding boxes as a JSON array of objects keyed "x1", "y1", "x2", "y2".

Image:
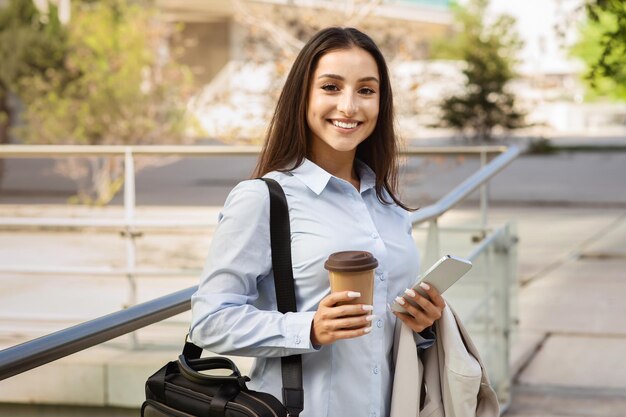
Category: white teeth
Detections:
[{"x1": 332, "y1": 120, "x2": 358, "y2": 129}]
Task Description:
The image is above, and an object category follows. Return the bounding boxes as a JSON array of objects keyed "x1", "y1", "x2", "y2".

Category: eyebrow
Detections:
[{"x1": 317, "y1": 74, "x2": 380, "y2": 84}]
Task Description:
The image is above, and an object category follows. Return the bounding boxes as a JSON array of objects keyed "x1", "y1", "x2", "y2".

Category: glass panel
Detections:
[{"x1": 412, "y1": 223, "x2": 516, "y2": 405}]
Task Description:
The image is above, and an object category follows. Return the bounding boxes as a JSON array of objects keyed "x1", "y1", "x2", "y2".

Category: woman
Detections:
[{"x1": 190, "y1": 27, "x2": 445, "y2": 417}]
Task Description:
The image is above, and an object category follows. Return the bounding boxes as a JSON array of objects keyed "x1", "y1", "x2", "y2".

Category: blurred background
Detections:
[{"x1": 0, "y1": 0, "x2": 625, "y2": 416}]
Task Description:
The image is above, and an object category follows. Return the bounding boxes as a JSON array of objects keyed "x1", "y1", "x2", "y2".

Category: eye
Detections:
[
  {"x1": 359, "y1": 87, "x2": 376, "y2": 95},
  {"x1": 321, "y1": 83, "x2": 339, "y2": 92}
]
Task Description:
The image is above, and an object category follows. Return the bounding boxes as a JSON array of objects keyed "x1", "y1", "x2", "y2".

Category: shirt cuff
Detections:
[
  {"x1": 284, "y1": 311, "x2": 319, "y2": 352},
  {"x1": 414, "y1": 326, "x2": 436, "y2": 350}
]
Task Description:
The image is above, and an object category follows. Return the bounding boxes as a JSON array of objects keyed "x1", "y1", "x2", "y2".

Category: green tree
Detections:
[
  {"x1": 433, "y1": 0, "x2": 525, "y2": 141},
  {"x1": 571, "y1": 0, "x2": 626, "y2": 100},
  {"x1": 0, "y1": 0, "x2": 67, "y2": 183},
  {"x1": 16, "y1": 0, "x2": 195, "y2": 204}
]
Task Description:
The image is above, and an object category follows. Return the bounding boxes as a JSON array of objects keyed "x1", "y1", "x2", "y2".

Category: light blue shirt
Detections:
[{"x1": 190, "y1": 158, "x2": 425, "y2": 417}]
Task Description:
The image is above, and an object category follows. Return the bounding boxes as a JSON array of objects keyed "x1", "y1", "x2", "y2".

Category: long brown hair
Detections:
[{"x1": 253, "y1": 27, "x2": 412, "y2": 211}]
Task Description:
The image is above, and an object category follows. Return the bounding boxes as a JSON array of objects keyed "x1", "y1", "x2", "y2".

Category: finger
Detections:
[
  {"x1": 332, "y1": 325, "x2": 372, "y2": 341},
  {"x1": 329, "y1": 314, "x2": 374, "y2": 331},
  {"x1": 393, "y1": 311, "x2": 428, "y2": 333},
  {"x1": 394, "y1": 296, "x2": 431, "y2": 324},
  {"x1": 419, "y1": 282, "x2": 446, "y2": 309},
  {"x1": 329, "y1": 303, "x2": 373, "y2": 319},
  {"x1": 320, "y1": 291, "x2": 365, "y2": 307},
  {"x1": 402, "y1": 288, "x2": 441, "y2": 319}
]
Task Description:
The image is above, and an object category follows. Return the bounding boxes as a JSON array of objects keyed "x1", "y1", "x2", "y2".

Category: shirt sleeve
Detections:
[
  {"x1": 190, "y1": 179, "x2": 319, "y2": 357},
  {"x1": 414, "y1": 326, "x2": 436, "y2": 350}
]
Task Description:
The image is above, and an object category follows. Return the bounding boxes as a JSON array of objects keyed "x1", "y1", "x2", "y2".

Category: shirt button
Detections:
[
  {"x1": 371, "y1": 232, "x2": 379, "y2": 239},
  {"x1": 294, "y1": 336, "x2": 301, "y2": 345},
  {"x1": 379, "y1": 272, "x2": 386, "y2": 282},
  {"x1": 373, "y1": 365, "x2": 379, "y2": 375},
  {"x1": 370, "y1": 413, "x2": 377, "y2": 417},
  {"x1": 376, "y1": 320, "x2": 383, "y2": 328}
]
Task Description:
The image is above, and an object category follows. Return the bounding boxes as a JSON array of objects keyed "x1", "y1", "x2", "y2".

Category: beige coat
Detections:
[{"x1": 390, "y1": 304, "x2": 500, "y2": 417}]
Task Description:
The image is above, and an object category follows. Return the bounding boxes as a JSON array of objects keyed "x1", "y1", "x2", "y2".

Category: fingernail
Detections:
[
  {"x1": 395, "y1": 296, "x2": 406, "y2": 305},
  {"x1": 363, "y1": 327, "x2": 372, "y2": 334},
  {"x1": 365, "y1": 314, "x2": 375, "y2": 322},
  {"x1": 419, "y1": 282, "x2": 430, "y2": 290},
  {"x1": 404, "y1": 288, "x2": 416, "y2": 297},
  {"x1": 362, "y1": 304, "x2": 374, "y2": 311},
  {"x1": 347, "y1": 291, "x2": 361, "y2": 298}
]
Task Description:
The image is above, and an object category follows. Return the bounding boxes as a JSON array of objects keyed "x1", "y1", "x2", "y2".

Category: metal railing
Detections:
[
  {"x1": 0, "y1": 144, "x2": 519, "y2": 409},
  {"x1": 0, "y1": 144, "x2": 507, "y2": 233},
  {"x1": 0, "y1": 287, "x2": 195, "y2": 381},
  {"x1": 407, "y1": 146, "x2": 520, "y2": 407},
  {"x1": 0, "y1": 144, "x2": 508, "y2": 315},
  {"x1": 411, "y1": 146, "x2": 520, "y2": 267}
]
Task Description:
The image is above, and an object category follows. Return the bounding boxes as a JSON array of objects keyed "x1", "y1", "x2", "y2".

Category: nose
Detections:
[{"x1": 337, "y1": 91, "x2": 357, "y2": 116}]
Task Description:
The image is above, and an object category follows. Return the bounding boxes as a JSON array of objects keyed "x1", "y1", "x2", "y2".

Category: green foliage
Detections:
[
  {"x1": 0, "y1": 0, "x2": 67, "y2": 140},
  {"x1": 434, "y1": 0, "x2": 526, "y2": 141},
  {"x1": 0, "y1": 0, "x2": 67, "y2": 89},
  {"x1": 17, "y1": 0, "x2": 193, "y2": 146},
  {"x1": 571, "y1": 0, "x2": 626, "y2": 101},
  {"x1": 5, "y1": 0, "x2": 195, "y2": 204}
]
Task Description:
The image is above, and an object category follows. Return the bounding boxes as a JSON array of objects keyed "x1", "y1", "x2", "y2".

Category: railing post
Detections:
[
  {"x1": 506, "y1": 222, "x2": 519, "y2": 349},
  {"x1": 492, "y1": 224, "x2": 514, "y2": 407},
  {"x1": 123, "y1": 147, "x2": 138, "y2": 349},
  {"x1": 480, "y1": 150, "x2": 489, "y2": 233},
  {"x1": 423, "y1": 219, "x2": 440, "y2": 269}
]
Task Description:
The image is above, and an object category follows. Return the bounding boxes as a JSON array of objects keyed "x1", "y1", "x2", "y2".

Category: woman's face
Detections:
[{"x1": 306, "y1": 47, "x2": 380, "y2": 160}]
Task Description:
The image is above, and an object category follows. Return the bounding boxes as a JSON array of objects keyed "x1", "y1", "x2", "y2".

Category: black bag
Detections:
[
  {"x1": 142, "y1": 346, "x2": 287, "y2": 417},
  {"x1": 142, "y1": 178, "x2": 304, "y2": 417}
]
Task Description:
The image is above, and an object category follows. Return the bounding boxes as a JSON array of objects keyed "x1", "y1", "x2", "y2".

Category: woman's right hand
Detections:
[{"x1": 310, "y1": 291, "x2": 374, "y2": 346}]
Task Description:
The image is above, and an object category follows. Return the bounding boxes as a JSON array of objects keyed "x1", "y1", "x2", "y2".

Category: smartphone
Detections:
[{"x1": 391, "y1": 255, "x2": 472, "y2": 313}]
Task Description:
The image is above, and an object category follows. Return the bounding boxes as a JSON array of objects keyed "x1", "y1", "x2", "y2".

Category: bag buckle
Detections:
[{"x1": 237, "y1": 375, "x2": 251, "y2": 389}]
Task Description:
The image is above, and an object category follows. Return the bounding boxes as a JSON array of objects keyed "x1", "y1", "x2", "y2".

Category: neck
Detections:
[{"x1": 309, "y1": 149, "x2": 360, "y2": 191}]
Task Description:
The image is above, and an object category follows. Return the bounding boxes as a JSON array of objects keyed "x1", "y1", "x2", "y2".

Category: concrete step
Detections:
[{"x1": 504, "y1": 384, "x2": 626, "y2": 417}]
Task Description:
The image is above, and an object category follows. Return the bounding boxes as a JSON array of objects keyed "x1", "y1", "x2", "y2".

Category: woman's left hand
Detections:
[{"x1": 392, "y1": 283, "x2": 445, "y2": 333}]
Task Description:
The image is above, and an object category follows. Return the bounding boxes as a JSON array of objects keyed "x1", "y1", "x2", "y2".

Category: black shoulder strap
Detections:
[
  {"x1": 182, "y1": 178, "x2": 304, "y2": 416},
  {"x1": 260, "y1": 178, "x2": 304, "y2": 417},
  {"x1": 261, "y1": 178, "x2": 298, "y2": 314}
]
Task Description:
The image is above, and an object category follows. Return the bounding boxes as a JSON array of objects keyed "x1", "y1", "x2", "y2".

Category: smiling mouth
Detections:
[{"x1": 330, "y1": 120, "x2": 360, "y2": 129}]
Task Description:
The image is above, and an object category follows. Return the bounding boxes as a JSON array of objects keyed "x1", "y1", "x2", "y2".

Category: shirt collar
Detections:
[
  {"x1": 355, "y1": 159, "x2": 376, "y2": 193},
  {"x1": 290, "y1": 158, "x2": 376, "y2": 195},
  {"x1": 290, "y1": 158, "x2": 332, "y2": 195}
]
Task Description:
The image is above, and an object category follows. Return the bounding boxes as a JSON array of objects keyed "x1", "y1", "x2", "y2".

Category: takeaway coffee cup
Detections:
[{"x1": 324, "y1": 251, "x2": 378, "y2": 308}]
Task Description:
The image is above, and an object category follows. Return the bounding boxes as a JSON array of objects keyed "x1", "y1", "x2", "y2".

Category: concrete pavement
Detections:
[
  {"x1": 0, "y1": 203, "x2": 625, "y2": 415},
  {"x1": 491, "y1": 207, "x2": 626, "y2": 416}
]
